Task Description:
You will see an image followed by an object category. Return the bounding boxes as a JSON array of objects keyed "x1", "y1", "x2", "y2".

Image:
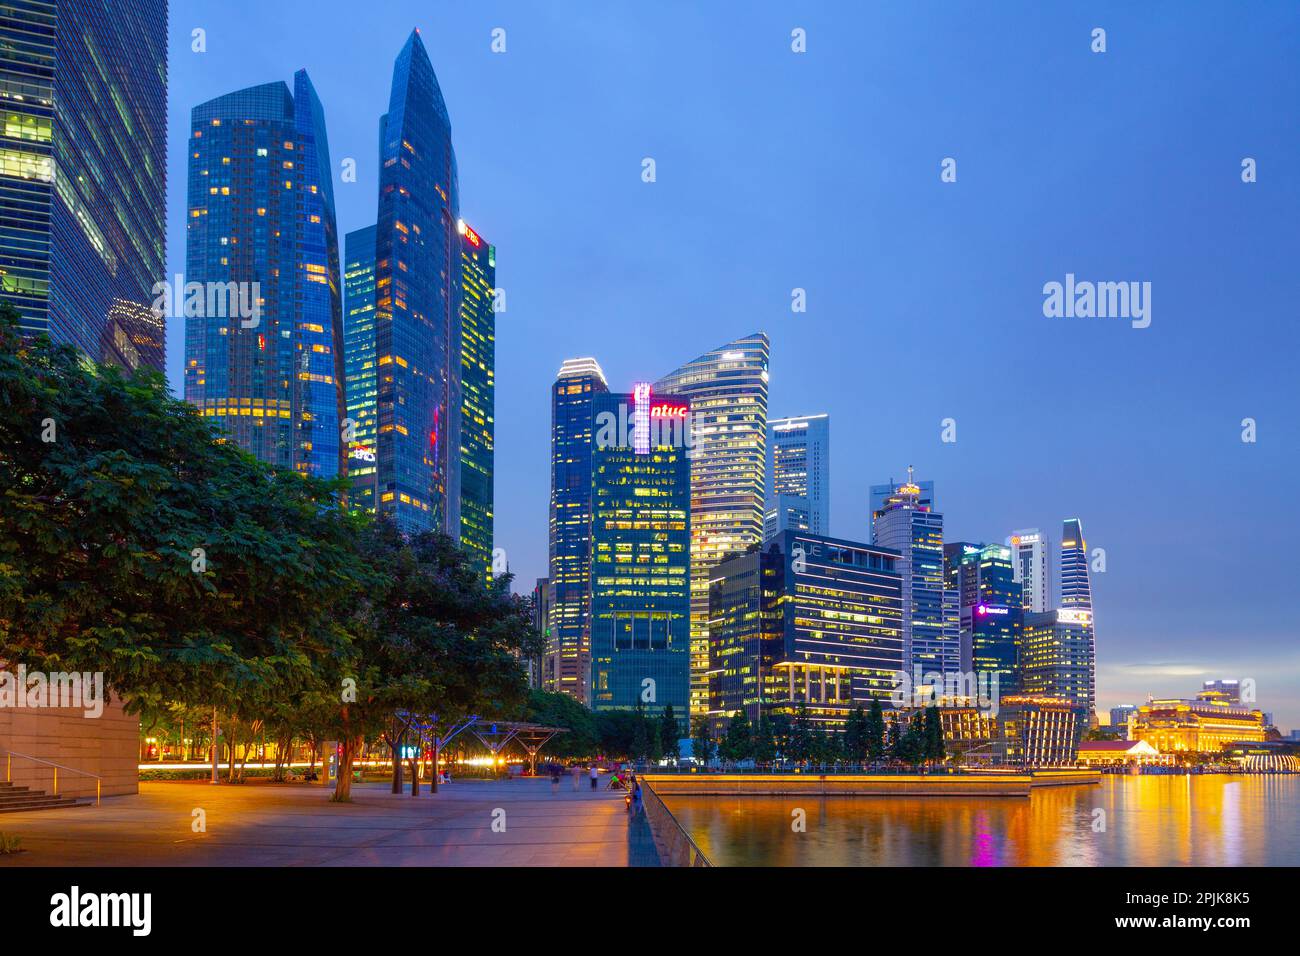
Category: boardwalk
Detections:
[{"x1": 0, "y1": 775, "x2": 660, "y2": 867}]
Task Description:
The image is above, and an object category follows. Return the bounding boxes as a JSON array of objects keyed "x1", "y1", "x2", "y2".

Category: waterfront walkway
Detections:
[{"x1": 0, "y1": 776, "x2": 660, "y2": 867}]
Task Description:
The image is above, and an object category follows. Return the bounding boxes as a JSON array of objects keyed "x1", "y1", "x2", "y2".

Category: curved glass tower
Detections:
[
  {"x1": 655, "y1": 332, "x2": 770, "y2": 717},
  {"x1": 184, "y1": 71, "x2": 345, "y2": 477},
  {"x1": 372, "y1": 29, "x2": 461, "y2": 534}
]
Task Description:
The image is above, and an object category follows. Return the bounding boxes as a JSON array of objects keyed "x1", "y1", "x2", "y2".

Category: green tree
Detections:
[
  {"x1": 659, "y1": 704, "x2": 681, "y2": 764},
  {"x1": 0, "y1": 306, "x2": 368, "y2": 727},
  {"x1": 844, "y1": 705, "x2": 867, "y2": 763},
  {"x1": 866, "y1": 698, "x2": 887, "y2": 761},
  {"x1": 923, "y1": 705, "x2": 946, "y2": 763},
  {"x1": 690, "y1": 716, "x2": 715, "y2": 765},
  {"x1": 788, "y1": 703, "x2": 814, "y2": 763},
  {"x1": 771, "y1": 712, "x2": 793, "y2": 763},
  {"x1": 719, "y1": 710, "x2": 753, "y2": 764},
  {"x1": 525, "y1": 690, "x2": 600, "y2": 759},
  {"x1": 752, "y1": 713, "x2": 776, "y2": 765}
]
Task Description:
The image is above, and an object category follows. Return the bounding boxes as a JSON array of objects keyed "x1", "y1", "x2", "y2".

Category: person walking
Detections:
[
  {"x1": 550, "y1": 765, "x2": 561, "y2": 793},
  {"x1": 589, "y1": 764, "x2": 599, "y2": 790}
]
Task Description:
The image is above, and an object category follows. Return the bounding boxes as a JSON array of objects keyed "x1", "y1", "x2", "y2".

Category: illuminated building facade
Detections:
[
  {"x1": 654, "y1": 332, "x2": 769, "y2": 716},
  {"x1": 184, "y1": 72, "x2": 345, "y2": 477},
  {"x1": 589, "y1": 386, "x2": 691, "y2": 719},
  {"x1": 872, "y1": 473, "x2": 960, "y2": 676},
  {"x1": 1108, "y1": 704, "x2": 1138, "y2": 737},
  {"x1": 528, "y1": 577, "x2": 549, "y2": 689},
  {"x1": 1021, "y1": 609, "x2": 1095, "y2": 722},
  {"x1": 457, "y1": 219, "x2": 494, "y2": 579},
  {"x1": 992, "y1": 695, "x2": 1079, "y2": 767},
  {"x1": 1130, "y1": 694, "x2": 1267, "y2": 755},
  {"x1": 1006, "y1": 528, "x2": 1050, "y2": 613},
  {"x1": 764, "y1": 413, "x2": 829, "y2": 541},
  {"x1": 944, "y1": 542, "x2": 1023, "y2": 691},
  {"x1": 545, "y1": 357, "x2": 609, "y2": 703},
  {"x1": 869, "y1": 478, "x2": 933, "y2": 539},
  {"x1": 371, "y1": 30, "x2": 461, "y2": 534},
  {"x1": 708, "y1": 531, "x2": 903, "y2": 736},
  {"x1": 343, "y1": 224, "x2": 378, "y2": 508},
  {"x1": 1, "y1": 0, "x2": 166, "y2": 371}
]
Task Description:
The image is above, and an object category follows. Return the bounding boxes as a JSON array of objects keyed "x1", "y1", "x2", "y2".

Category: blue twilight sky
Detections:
[{"x1": 163, "y1": 1, "x2": 1300, "y2": 728}]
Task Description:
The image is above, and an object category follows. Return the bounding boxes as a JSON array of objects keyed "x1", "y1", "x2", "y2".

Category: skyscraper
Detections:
[
  {"x1": 945, "y1": 542, "x2": 1023, "y2": 692},
  {"x1": 546, "y1": 357, "x2": 609, "y2": 703},
  {"x1": 655, "y1": 332, "x2": 769, "y2": 716},
  {"x1": 184, "y1": 71, "x2": 345, "y2": 477},
  {"x1": 1060, "y1": 518, "x2": 1093, "y2": 609},
  {"x1": 342, "y1": 225, "x2": 378, "y2": 509},
  {"x1": 764, "y1": 413, "x2": 830, "y2": 540},
  {"x1": 1006, "y1": 528, "x2": 1051, "y2": 613},
  {"x1": 456, "y1": 219, "x2": 495, "y2": 579},
  {"x1": 589, "y1": 385, "x2": 691, "y2": 719},
  {"x1": 1022, "y1": 607, "x2": 1096, "y2": 723},
  {"x1": 371, "y1": 30, "x2": 460, "y2": 534},
  {"x1": 1, "y1": 0, "x2": 166, "y2": 371},
  {"x1": 872, "y1": 472, "x2": 960, "y2": 676},
  {"x1": 709, "y1": 531, "x2": 902, "y2": 735}
]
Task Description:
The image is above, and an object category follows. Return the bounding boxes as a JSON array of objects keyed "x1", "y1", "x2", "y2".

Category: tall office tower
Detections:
[
  {"x1": 0, "y1": 0, "x2": 166, "y2": 371},
  {"x1": 528, "y1": 578, "x2": 550, "y2": 690},
  {"x1": 184, "y1": 72, "x2": 345, "y2": 477},
  {"x1": 872, "y1": 472, "x2": 960, "y2": 676},
  {"x1": 1022, "y1": 607, "x2": 1095, "y2": 725},
  {"x1": 1006, "y1": 528, "x2": 1051, "y2": 613},
  {"x1": 869, "y1": 478, "x2": 934, "y2": 539},
  {"x1": 654, "y1": 332, "x2": 769, "y2": 716},
  {"x1": 1109, "y1": 704, "x2": 1138, "y2": 735},
  {"x1": 371, "y1": 30, "x2": 461, "y2": 534},
  {"x1": 1060, "y1": 518, "x2": 1092, "y2": 608},
  {"x1": 456, "y1": 219, "x2": 495, "y2": 579},
  {"x1": 764, "y1": 413, "x2": 830, "y2": 541},
  {"x1": 944, "y1": 542, "x2": 1023, "y2": 692},
  {"x1": 342, "y1": 225, "x2": 378, "y2": 508},
  {"x1": 709, "y1": 531, "x2": 902, "y2": 736},
  {"x1": 589, "y1": 385, "x2": 691, "y2": 718},
  {"x1": 545, "y1": 357, "x2": 609, "y2": 703},
  {"x1": 1201, "y1": 679, "x2": 1243, "y2": 705}
]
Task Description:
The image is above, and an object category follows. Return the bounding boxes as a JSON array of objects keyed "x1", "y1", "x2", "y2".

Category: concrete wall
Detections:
[{"x1": 0, "y1": 695, "x2": 140, "y2": 799}]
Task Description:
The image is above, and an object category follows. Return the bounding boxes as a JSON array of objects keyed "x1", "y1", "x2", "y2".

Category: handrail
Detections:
[{"x1": 1, "y1": 748, "x2": 101, "y2": 806}]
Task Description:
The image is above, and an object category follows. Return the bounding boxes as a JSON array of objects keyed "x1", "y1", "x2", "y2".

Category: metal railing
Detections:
[{"x1": 2, "y1": 749, "x2": 101, "y2": 806}]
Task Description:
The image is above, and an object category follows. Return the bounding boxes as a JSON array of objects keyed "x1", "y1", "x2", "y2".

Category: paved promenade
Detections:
[{"x1": 0, "y1": 775, "x2": 660, "y2": 867}]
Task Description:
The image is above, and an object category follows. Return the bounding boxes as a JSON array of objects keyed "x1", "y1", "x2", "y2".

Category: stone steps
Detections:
[{"x1": 0, "y1": 780, "x2": 87, "y2": 813}]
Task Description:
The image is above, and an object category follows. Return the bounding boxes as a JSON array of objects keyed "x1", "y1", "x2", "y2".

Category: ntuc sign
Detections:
[{"x1": 650, "y1": 402, "x2": 687, "y2": 419}]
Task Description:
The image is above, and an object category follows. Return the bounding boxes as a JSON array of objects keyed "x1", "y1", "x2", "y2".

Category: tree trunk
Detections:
[
  {"x1": 430, "y1": 738, "x2": 439, "y2": 793},
  {"x1": 333, "y1": 735, "x2": 359, "y2": 802},
  {"x1": 388, "y1": 732, "x2": 405, "y2": 794}
]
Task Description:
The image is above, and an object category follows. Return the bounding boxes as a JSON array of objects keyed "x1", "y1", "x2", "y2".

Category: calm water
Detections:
[{"x1": 662, "y1": 775, "x2": 1300, "y2": 866}]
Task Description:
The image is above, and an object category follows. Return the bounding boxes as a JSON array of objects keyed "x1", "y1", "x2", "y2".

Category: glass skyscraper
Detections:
[
  {"x1": 343, "y1": 224, "x2": 378, "y2": 509},
  {"x1": 872, "y1": 473, "x2": 960, "y2": 676},
  {"x1": 184, "y1": 71, "x2": 345, "y2": 477},
  {"x1": 457, "y1": 219, "x2": 494, "y2": 580},
  {"x1": 1, "y1": 0, "x2": 166, "y2": 372},
  {"x1": 1060, "y1": 517, "x2": 1093, "y2": 609},
  {"x1": 709, "y1": 531, "x2": 902, "y2": 736},
  {"x1": 546, "y1": 357, "x2": 608, "y2": 704},
  {"x1": 589, "y1": 386, "x2": 691, "y2": 719},
  {"x1": 655, "y1": 332, "x2": 769, "y2": 716},
  {"x1": 764, "y1": 413, "x2": 830, "y2": 541},
  {"x1": 945, "y1": 542, "x2": 1023, "y2": 692},
  {"x1": 371, "y1": 29, "x2": 461, "y2": 535}
]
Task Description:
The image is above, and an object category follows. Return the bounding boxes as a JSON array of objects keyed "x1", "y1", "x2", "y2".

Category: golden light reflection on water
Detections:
[{"x1": 662, "y1": 776, "x2": 1300, "y2": 866}]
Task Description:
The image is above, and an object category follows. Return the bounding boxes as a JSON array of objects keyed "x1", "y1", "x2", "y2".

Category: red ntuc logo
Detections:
[{"x1": 650, "y1": 402, "x2": 687, "y2": 419}]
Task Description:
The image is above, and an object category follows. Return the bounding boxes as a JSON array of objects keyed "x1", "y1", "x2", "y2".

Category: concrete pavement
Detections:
[{"x1": 0, "y1": 775, "x2": 660, "y2": 867}]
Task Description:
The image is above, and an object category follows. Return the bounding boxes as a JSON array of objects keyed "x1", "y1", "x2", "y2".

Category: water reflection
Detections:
[{"x1": 662, "y1": 776, "x2": 1300, "y2": 866}]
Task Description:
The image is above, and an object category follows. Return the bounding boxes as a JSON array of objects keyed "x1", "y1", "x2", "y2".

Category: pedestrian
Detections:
[
  {"x1": 550, "y1": 765, "x2": 561, "y2": 793},
  {"x1": 571, "y1": 764, "x2": 581, "y2": 790},
  {"x1": 589, "y1": 764, "x2": 599, "y2": 790},
  {"x1": 633, "y1": 778, "x2": 643, "y2": 814}
]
